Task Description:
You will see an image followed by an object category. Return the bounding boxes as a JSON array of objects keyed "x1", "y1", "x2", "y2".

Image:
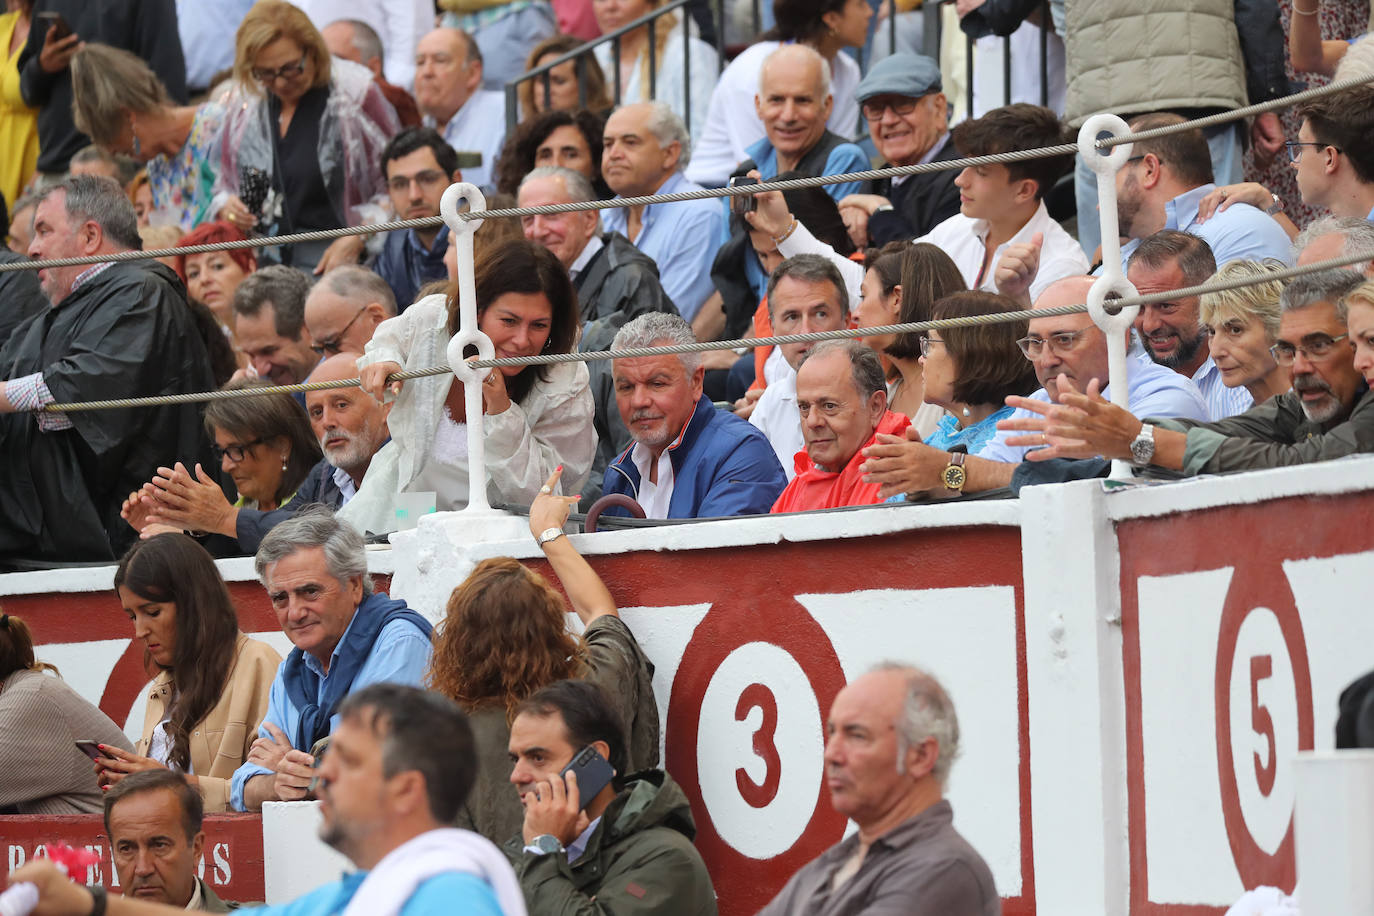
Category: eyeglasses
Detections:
[
  {"x1": 251, "y1": 54, "x2": 307, "y2": 85},
  {"x1": 386, "y1": 170, "x2": 448, "y2": 194},
  {"x1": 311, "y1": 305, "x2": 369, "y2": 357},
  {"x1": 1269, "y1": 333, "x2": 1348, "y2": 366},
  {"x1": 861, "y1": 96, "x2": 920, "y2": 121},
  {"x1": 213, "y1": 437, "x2": 266, "y2": 463},
  {"x1": 919, "y1": 336, "x2": 946, "y2": 358},
  {"x1": 1284, "y1": 140, "x2": 1339, "y2": 163},
  {"x1": 1016, "y1": 328, "x2": 1093, "y2": 360}
]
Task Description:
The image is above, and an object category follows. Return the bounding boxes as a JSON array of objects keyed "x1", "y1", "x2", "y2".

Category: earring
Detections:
[
  {"x1": 281, "y1": 454, "x2": 289, "y2": 472},
  {"x1": 961, "y1": 405, "x2": 971, "y2": 419}
]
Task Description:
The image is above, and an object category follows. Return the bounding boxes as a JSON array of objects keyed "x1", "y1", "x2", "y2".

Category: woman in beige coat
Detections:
[{"x1": 94, "y1": 533, "x2": 281, "y2": 812}]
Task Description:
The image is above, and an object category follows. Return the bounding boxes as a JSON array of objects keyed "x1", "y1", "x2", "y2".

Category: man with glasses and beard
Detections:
[{"x1": 999, "y1": 269, "x2": 1374, "y2": 476}]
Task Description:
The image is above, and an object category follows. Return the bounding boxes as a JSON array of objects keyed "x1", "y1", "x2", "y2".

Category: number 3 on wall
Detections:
[
  {"x1": 1250, "y1": 655, "x2": 1276, "y2": 798},
  {"x1": 735, "y1": 683, "x2": 782, "y2": 808}
]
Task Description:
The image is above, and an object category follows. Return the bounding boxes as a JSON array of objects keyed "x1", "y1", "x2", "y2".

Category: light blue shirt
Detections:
[
  {"x1": 1120, "y1": 184, "x2": 1294, "y2": 270},
  {"x1": 1134, "y1": 347, "x2": 1253, "y2": 421},
  {"x1": 979, "y1": 357, "x2": 1210, "y2": 464},
  {"x1": 229, "y1": 607, "x2": 433, "y2": 811},
  {"x1": 431, "y1": 90, "x2": 507, "y2": 192},
  {"x1": 252, "y1": 870, "x2": 501, "y2": 916},
  {"x1": 602, "y1": 172, "x2": 724, "y2": 322},
  {"x1": 177, "y1": 0, "x2": 257, "y2": 92}
]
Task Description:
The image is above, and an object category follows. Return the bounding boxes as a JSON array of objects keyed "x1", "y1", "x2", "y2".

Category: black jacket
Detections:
[
  {"x1": 0, "y1": 250, "x2": 48, "y2": 354},
  {"x1": 866, "y1": 135, "x2": 964, "y2": 245}
]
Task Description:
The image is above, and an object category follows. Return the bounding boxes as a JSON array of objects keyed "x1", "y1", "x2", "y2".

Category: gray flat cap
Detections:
[{"x1": 855, "y1": 53, "x2": 943, "y2": 102}]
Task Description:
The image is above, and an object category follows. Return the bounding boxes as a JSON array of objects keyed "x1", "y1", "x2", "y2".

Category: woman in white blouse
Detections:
[{"x1": 353, "y1": 239, "x2": 595, "y2": 526}]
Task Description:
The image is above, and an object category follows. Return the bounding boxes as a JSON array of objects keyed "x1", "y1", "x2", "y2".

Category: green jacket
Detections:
[
  {"x1": 199, "y1": 879, "x2": 238, "y2": 912},
  {"x1": 506, "y1": 771, "x2": 717, "y2": 915}
]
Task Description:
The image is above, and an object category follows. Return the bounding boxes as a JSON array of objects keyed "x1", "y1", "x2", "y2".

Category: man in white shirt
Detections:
[
  {"x1": 413, "y1": 28, "x2": 506, "y2": 191},
  {"x1": 749, "y1": 255, "x2": 851, "y2": 478},
  {"x1": 1128, "y1": 231, "x2": 1253, "y2": 421}
]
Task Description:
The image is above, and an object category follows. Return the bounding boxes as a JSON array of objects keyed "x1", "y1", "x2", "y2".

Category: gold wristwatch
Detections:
[{"x1": 942, "y1": 452, "x2": 967, "y2": 492}]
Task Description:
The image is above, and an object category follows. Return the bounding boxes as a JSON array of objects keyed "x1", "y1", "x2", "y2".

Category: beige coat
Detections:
[{"x1": 135, "y1": 635, "x2": 281, "y2": 812}]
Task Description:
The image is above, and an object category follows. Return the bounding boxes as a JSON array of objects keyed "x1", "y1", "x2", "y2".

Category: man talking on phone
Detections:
[{"x1": 506, "y1": 680, "x2": 718, "y2": 914}]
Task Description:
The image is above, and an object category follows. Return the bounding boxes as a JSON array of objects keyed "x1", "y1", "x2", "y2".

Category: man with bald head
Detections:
[
  {"x1": 758, "y1": 664, "x2": 999, "y2": 916},
  {"x1": 304, "y1": 266, "x2": 398, "y2": 358},
  {"x1": 859, "y1": 276, "x2": 1209, "y2": 496},
  {"x1": 413, "y1": 27, "x2": 504, "y2": 190},
  {"x1": 321, "y1": 19, "x2": 420, "y2": 127},
  {"x1": 1293, "y1": 215, "x2": 1374, "y2": 278}
]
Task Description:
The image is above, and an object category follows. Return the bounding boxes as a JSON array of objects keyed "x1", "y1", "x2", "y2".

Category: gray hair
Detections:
[
  {"x1": 640, "y1": 101, "x2": 692, "y2": 170},
  {"x1": 1293, "y1": 215, "x2": 1374, "y2": 270},
  {"x1": 232, "y1": 264, "x2": 313, "y2": 338},
  {"x1": 318, "y1": 264, "x2": 398, "y2": 316},
  {"x1": 254, "y1": 507, "x2": 373, "y2": 596},
  {"x1": 758, "y1": 43, "x2": 832, "y2": 100},
  {"x1": 38, "y1": 175, "x2": 141, "y2": 251},
  {"x1": 797, "y1": 338, "x2": 885, "y2": 399},
  {"x1": 870, "y1": 662, "x2": 960, "y2": 785},
  {"x1": 1280, "y1": 268, "x2": 1367, "y2": 321},
  {"x1": 765, "y1": 253, "x2": 849, "y2": 320},
  {"x1": 520, "y1": 166, "x2": 595, "y2": 205},
  {"x1": 334, "y1": 19, "x2": 383, "y2": 65},
  {"x1": 611, "y1": 312, "x2": 701, "y2": 373}
]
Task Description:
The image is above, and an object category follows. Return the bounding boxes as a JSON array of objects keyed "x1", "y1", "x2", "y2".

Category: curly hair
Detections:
[
  {"x1": 426, "y1": 557, "x2": 586, "y2": 719},
  {"x1": 493, "y1": 109, "x2": 612, "y2": 199}
]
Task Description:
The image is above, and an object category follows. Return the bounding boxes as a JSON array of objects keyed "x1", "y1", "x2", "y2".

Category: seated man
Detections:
[
  {"x1": 0, "y1": 243, "x2": 46, "y2": 352},
  {"x1": 104, "y1": 770, "x2": 230, "y2": 911},
  {"x1": 0, "y1": 175, "x2": 214, "y2": 563},
  {"x1": 232, "y1": 266, "x2": 318, "y2": 387},
  {"x1": 230, "y1": 510, "x2": 433, "y2": 812},
  {"x1": 757, "y1": 664, "x2": 999, "y2": 916},
  {"x1": 601, "y1": 313, "x2": 786, "y2": 518},
  {"x1": 1292, "y1": 85, "x2": 1374, "y2": 221},
  {"x1": 1294, "y1": 215, "x2": 1374, "y2": 277},
  {"x1": 304, "y1": 266, "x2": 398, "y2": 358},
  {"x1": 749, "y1": 255, "x2": 852, "y2": 475},
  {"x1": 1116, "y1": 113, "x2": 1292, "y2": 269},
  {"x1": 860, "y1": 276, "x2": 1209, "y2": 498},
  {"x1": 1128, "y1": 231, "x2": 1254, "y2": 420},
  {"x1": 373, "y1": 127, "x2": 463, "y2": 310},
  {"x1": 836, "y1": 53, "x2": 962, "y2": 248},
  {"x1": 17, "y1": 683, "x2": 525, "y2": 914},
  {"x1": 772, "y1": 340, "x2": 911, "y2": 513},
  {"x1": 507, "y1": 680, "x2": 717, "y2": 914},
  {"x1": 1004, "y1": 269, "x2": 1373, "y2": 476},
  {"x1": 413, "y1": 27, "x2": 505, "y2": 191},
  {"x1": 600, "y1": 102, "x2": 724, "y2": 323}
]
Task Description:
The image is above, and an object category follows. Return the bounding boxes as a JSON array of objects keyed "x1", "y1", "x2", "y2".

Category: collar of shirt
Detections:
[
  {"x1": 892, "y1": 132, "x2": 950, "y2": 188},
  {"x1": 408, "y1": 222, "x2": 450, "y2": 258},
  {"x1": 630, "y1": 439, "x2": 676, "y2": 517},
  {"x1": 569, "y1": 234, "x2": 605, "y2": 279},
  {"x1": 332, "y1": 464, "x2": 358, "y2": 503},
  {"x1": 1163, "y1": 183, "x2": 1216, "y2": 233},
  {"x1": 566, "y1": 815, "x2": 602, "y2": 864},
  {"x1": 971, "y1": 199, "x2": 1052, "y2": 253},
  {"x1": 184, "y1": 879, "x2": 203, "y2": 911},
  {"x1": 604, "y1": 171, "x2": 690, "y2": 235},
  {"x1": 70, "y1": 261, "x2": 115, "y2": 296}
]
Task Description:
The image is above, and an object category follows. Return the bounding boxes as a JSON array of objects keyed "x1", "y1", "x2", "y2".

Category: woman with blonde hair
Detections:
[
  {"x1": 427, "y1": 468, "x2": 658, "y2": 842},
  {"x1": 1200, "y1": 259, "x2": 1291, "y2": 404},
  {"x1": 519, "y1": 34, "x2": 611, "y2": 119},
  {"x1": 214, "y1": 0, "x2": 399, "y2": 273}
]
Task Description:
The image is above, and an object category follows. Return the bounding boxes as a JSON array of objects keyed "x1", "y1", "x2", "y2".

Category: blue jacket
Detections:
[{"x1": 602, "y1": 395, "x2": 786, "y2": 519}]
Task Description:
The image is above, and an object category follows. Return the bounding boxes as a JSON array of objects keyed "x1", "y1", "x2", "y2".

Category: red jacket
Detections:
[{"x1": 771, "y1": 410, "x2": 912, "y2": 513}]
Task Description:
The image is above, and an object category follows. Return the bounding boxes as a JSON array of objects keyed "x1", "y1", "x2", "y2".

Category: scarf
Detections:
[{"x1": 342, "y1": 828, "x2": 527, "y2": 916}]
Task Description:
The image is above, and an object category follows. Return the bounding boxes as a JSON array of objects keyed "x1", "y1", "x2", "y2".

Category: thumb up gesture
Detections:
[{"x1": 994, "y1": 231, "x2": 1043, "y2": 308}]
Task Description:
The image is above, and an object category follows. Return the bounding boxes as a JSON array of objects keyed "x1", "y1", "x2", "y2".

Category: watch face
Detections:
[{"x1": 943, "y1": 465, "x2": 967, "y2": 490}]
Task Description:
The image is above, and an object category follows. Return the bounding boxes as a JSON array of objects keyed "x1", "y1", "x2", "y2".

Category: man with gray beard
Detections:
[{"x1": 1001, "y1": 269, "x2": 1374, "y2": 475}]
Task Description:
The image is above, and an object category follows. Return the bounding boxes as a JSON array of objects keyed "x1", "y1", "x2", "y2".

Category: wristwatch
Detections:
[
  {"x1": 942, "y1": 452, "x2": 967, "y2": 492},
  {"x1": 529, "y1": 834, "x2": 565, "y2": 856},
  {"x1": 536, "y1": 527, "x2": 565, "y2": 546},
  {"x1": 1129, "y1": 423, "x2": 1156, "y2": 467},
  {"x1": 1264, "y1": 192, "x2": 1284, "y2": 216}
]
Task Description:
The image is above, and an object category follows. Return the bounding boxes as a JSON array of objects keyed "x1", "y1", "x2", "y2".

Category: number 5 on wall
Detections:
[{"x1": 1251, "y1": 655, "x2": 1276, "y2": 797}]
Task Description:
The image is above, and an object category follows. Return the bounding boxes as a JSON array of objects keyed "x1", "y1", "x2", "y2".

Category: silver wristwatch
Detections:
[
  {"x1": 529, "y1": 834, "x2": 565, "y2": 856},
  {"x1": 536, "y1": 526, "x2": 566, "y2": 546},
  {"x1": 1129, "y1": 423, "x2": 1156, "y2": 467}
]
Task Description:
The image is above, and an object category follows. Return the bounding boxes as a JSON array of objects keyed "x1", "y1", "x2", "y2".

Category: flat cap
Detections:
[{"x1": 855, "y1": 53, "x2": 943, "y2": 102}]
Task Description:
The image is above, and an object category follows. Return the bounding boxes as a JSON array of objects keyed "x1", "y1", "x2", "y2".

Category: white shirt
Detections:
[
  {"x1": 749, "y1": 367, "x2": 802, "y2": 479},
  {"x1": 631, "y1": 442, "x2": 676, "y2": 518},
  {"x1": 294, "y1": 0, "x2": 432, "y2": 89},
  {"x1": 332, "y1": 464, "x2": 359, "y2": 504},
  {"x1": 429, "y1": 90, "x2": 508, "y2": 192},
  {"x1": 685, "y1": 41, "x2": 862, "y2": 188}
]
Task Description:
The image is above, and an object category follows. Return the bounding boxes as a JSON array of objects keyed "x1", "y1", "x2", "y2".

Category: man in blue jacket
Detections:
[{"x1": 602, "y1": 313, "x2": 786, "y2": 519}]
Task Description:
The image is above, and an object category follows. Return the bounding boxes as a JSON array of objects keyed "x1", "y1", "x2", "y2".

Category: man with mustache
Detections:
[
  {"x1": 1128, "y1": 230, "x2": 1254, "y2": 420},
  {"x1": 1002, "y1": 269, "x2": 1374, "y2": 475}
]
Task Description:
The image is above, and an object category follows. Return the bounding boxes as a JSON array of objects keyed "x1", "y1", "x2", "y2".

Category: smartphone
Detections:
[
  {"x1": 74, "y1": 740, "x2": 104, "y2": 761},
  {"x1": 559, "y1": 746, "x2": 614, "y2": 809},
  {"x1": 36, "y1": 11, "x2": 73, "y2": 42},
  {"x1": 728, "y1": 175, "x2": 759, "y2": 216}
]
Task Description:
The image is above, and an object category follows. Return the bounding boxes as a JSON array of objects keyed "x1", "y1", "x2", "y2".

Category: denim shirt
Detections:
[{"x1": 375, "y1": 225, "x2": 450, "y2": 312}]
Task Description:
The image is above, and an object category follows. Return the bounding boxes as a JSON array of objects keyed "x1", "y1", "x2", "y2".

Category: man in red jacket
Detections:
[{"x1": 772, "y1": 339, "x2": 911, "y2": 513}]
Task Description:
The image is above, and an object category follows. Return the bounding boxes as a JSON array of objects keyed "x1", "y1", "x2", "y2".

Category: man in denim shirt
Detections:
[{"x1": 374, "y1": 128, "x2": 462, "y2": 311}]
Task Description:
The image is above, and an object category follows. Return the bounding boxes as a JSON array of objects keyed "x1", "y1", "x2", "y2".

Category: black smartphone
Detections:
[
  {"x1": 728, "y1": 175, "x2": 759, "y2": 216},
  {"x1": 559, "y1": 746, "x2": 614, "y2": 809},
  {"x1": 74, "y1": 739, "x2": 104, "y2": 761},
  {"x1": 37, "y1": 11, "x2": 73, "y2": 42}
]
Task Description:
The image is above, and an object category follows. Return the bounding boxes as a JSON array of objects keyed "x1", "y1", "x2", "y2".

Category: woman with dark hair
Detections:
[
  {"x1": 519, "y1": 35, "x2": 611, "y2": 120},
  {"x1": 855, "y1": 242, "x2": 967, "y2": 438},
  {"x1": 351, "y1": 239, "x2": 595, "y2": 527},
  {"x1": 494, "y1": 108, "x2": 612, "y2": 199},
  {"x1": 427, "y1": 468, "x2": 657, "y2": 842},
  {"x1": 123, "y1": 381, "x2": 323, "y2": 555},
  {"x1": 0, "y1": 612, "x2": 132, "y2": 814},
  {"x1": 88, "y1": 535, "x2": 281, "y2": 811}
]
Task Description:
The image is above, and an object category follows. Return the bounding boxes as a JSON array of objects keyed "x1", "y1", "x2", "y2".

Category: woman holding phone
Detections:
[
  {"x1": 93, "y1": 533, "x2": 281, "y2": 812},
  {"x1": 425, "y1": 467, "x2": 659, "y2": 844}
]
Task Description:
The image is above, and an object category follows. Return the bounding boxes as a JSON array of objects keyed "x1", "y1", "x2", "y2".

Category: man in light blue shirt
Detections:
[
  {"x1": 600, "y1": 103, "x2": 724, "y2": 323},
  {"x1": 1115, "y1": 113, "x2": 1292, "y2": 271},
  {"x1": 414, "y1": 28, "x2": 505, "y2": 191},
  {"x1": 230, "y1": 511, "x2": 433, "y2": 812}
]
